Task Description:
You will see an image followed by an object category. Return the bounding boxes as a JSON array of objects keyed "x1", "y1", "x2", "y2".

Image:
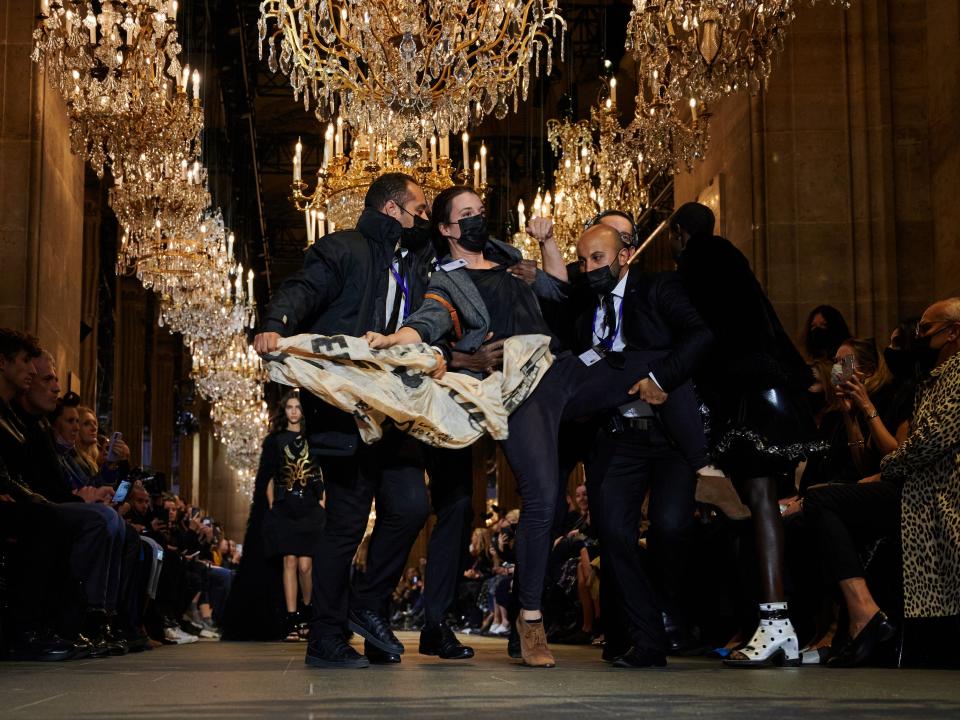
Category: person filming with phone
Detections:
[{"x1": 797, "y1": 337, "x2": 907, "y2": 493}]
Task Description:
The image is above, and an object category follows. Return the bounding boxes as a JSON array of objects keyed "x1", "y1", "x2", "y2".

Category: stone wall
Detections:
[
  {"x1": 0, "y1": 0, "x2": 85, "y2": 381},
  {"x1": 674, "y1": 0, "x2": 959, "y2": 342}
]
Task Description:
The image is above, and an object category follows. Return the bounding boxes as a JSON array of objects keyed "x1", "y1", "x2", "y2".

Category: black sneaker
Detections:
[
  {"x1": 348, "y1": 609, "x2": 404, "y2": 655},
  {"x1": 305, "y1": 635, "x2": 370, "y2": 669},
  {"x1": 419, "y1": 622, "x2": 475, "y2": 659}
]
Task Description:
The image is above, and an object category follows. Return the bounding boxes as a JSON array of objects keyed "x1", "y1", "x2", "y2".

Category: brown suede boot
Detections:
[
  {"x1": 516, "y1": 616, "x2": 555, "y2": 668},
  {"x1": 695, "y1": 469, "x2": 751, "y2": 520}
]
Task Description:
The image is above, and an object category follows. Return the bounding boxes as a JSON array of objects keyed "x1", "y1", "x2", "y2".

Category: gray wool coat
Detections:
[{"x1": 403, "y1": 238, "x2": 567, "y2": 354}]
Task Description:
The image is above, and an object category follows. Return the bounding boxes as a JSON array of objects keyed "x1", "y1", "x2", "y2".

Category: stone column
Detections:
[
  {"x1": 112, "y1": 277, "x2": 147, "y2": 466},
  {"x1": 150, "y1": 316, "x2": 177, "y2": 477},
  {"x1": 0, "y1": 0, "x2": 85, "y2": 374},
  {"x1": 79, "y1": 175, "x2": 103, "y2": 405}
]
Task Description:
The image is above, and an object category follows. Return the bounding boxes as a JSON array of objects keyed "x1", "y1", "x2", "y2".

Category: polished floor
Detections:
[{"x1": 1, "y1": 632, "x2": 958, "y2": 718}]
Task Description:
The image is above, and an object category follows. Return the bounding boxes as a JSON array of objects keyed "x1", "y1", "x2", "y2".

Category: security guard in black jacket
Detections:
[{"x1": 254, "y1": 173, "x2": 438, "y2": 669}]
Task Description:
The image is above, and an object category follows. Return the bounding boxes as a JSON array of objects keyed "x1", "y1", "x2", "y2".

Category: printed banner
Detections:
[{"x1": 265, "y1": 334, "x2": 554, "y2": 448}]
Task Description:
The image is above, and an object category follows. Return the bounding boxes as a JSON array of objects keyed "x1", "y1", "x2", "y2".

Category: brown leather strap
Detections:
[{"x1": 424, "y1": 292, "x2": 462, "y2": 340}]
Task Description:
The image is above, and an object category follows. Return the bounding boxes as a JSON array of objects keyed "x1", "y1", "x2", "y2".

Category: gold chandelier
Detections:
[
  {"x1": 259, "y1": 0, "x2": 565, "y2": 151},
  {"x1": 625, "y1": 0, "x2": 797, "y2": 106},
  {"x1": 111, "y1": 156, "x2": 211, "y2": 279},
  {"x1": 291, "y1": 125, "x2": 488, "y2": 239},
  {"x1": 158, "y1": 210, "x2": 257, "y2": 347},
  {"x1": 32, "y1": 0, "x2": 203, "y2": 177},
  {"x1": 516, "y1": 84, "x2": 649, "y2": 262}
]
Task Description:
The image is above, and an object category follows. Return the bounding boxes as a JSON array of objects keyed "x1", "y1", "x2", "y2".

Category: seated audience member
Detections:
[
  {"x1": 75, "y1": 405, "x2": 130, "y2": 486},
  {"x1": 2, "y1": 338, "x2": 131, "y2": 656},
  {"x1": 804, "y1": 298, "x2": 960, "y2": 667},
  {"x1": 799, "y1": 337, "x2": 902, "y2": 492},
  {"x1": 803, "y1": 305, "x2": 853, "y2": 363}
]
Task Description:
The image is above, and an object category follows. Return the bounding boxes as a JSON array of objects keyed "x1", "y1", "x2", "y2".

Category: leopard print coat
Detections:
[{"x1": 881, "y1": 351, "x2": 960, "y2": 618}]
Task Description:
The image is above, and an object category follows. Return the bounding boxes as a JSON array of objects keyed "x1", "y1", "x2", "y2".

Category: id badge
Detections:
[
  {"x1": 579, "y1": 348, "x2": 603, "y2": 366},
  {"x1": 440, "y1": 258, "x2": 468, "y2": 272}
]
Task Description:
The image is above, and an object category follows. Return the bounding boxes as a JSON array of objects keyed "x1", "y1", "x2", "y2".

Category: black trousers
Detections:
[
  {"x1": 585, "y1": 424, "x2": 696, "y2": 653},
  {"x1": 422, "y1": 446, "x2": 475, "y2": 625},
  {"x1": 803, "y1": 481, "x2": 901, "y2": 583},
  {"x1": 310, "y1": 428, "x2": 430, "y2": 637},
  {"x1": 500, "y1": 350, "x2": 688, "y2": 611}
]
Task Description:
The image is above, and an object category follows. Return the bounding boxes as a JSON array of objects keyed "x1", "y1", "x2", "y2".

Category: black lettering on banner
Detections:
[
  {"x1": 393, "y1": 367, "x2": 425, "y2": 389},
  {"x1": 503, "y1": 346, "x2": 549, "y2": 412},
  {"x1": 312, "y1": 335, "x2": 351, "y2": 356},
  {"x1": 446, "y1": 388, "x2": 487, "y2": 432}
]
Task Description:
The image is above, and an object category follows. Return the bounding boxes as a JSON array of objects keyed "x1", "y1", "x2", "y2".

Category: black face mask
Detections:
[
  {"x1": 806, "y1": 327, "x2": 834, "y2": 359},
  {"x1": 450, "y1": 214, "x2": 489, "y2": 253},
  {"x1": 400, "y1": 215, "x2": 431, "y2": 250},
  {"x1": 883, "y1": 346, "x2": 915, "y2": 380},
  {"x1": 584, "y1": 258, "x2": 621, "y2": 295},
  {"x1": 911, "y1": 334, "x2": 942, "y2": 374}
]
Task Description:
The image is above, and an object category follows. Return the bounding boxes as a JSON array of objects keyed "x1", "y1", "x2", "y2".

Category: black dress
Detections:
[
  {"x1": 677, "y1": 234, "x2": 826, "y2": 479},
  {"x1": 264, "y1": 431, "x2": 326, "y2": 557}
]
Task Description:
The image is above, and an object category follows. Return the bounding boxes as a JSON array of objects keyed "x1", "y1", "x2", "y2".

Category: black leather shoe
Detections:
[
  {"x1": 827, "y1": 612, "x2": 896, "y2": 668},
  {"x1": 348, "y1": 609, "x2": 404, "y2": 655},
  {"x1": 9, "y1": 630, "x2": 86, "y2": 662},
  {"x1": 365, "y1": 641, "x2": 401, "y2": 664},
  {"x1": 102, "y1": 624, "x2": 129, "y2": 655},
  {"x1": 419, "y1": 622, "x2": 475, "y2": 659},
  {"x1": 613, "y1": 647, "x2": 668, "y2": 669},
  {"x1": 602, "y1": 638, "x2": 631, "y2": 663},
  {"x1": 305, "y1": 635, "x2": 370, "y2": 669}
]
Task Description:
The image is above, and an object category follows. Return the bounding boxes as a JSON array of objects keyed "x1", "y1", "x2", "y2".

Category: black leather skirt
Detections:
[{"x1": 711, "y1": 385, "x2": 827, "y2": 479}]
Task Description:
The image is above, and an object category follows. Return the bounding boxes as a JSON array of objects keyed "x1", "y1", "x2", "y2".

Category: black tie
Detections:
[
  {"x1": 601, "y1": 293, "x2": 617, "y2": 345},
  {"x1": 385, "y1": 248, "x2": 405, "y2": 333}
]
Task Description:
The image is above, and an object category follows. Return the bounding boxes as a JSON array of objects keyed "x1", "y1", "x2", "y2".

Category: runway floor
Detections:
[{"x1": 2, "y1": 632, "x2": 958, "y2": 719}]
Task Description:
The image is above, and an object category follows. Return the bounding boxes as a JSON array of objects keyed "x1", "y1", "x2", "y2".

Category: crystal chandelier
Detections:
[
  {"x1": 292, "y1": 125, "x2": 488, "y2": 238},
  {"x1": 32, "y1": 1, "x2": 203, "y2": 177},
  {"x1": 625, "y1": 0, "x2": 797, "y2": 106},
  {"x1": 158, "y1": 210, "x2": 257, "y2": 347},
  {"x1": 111, "y1": 156, "x2": 211, "y2": 279},
  {"x1": 259, "y1": 0, "x2": 565, "y2": 156},
  {"x1": 516, "y1": 83, "x2": 650, "y2": 262},
  {"x1": 114, "y1": 172, "x2": 220, "y2": 296},
  {"x1": 626, "y1": 88, "x2": 711, "y2": 174}
]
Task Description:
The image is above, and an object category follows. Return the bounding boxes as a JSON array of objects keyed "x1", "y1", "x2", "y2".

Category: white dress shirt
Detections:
[
  {"x1": 590, "y1": 269, "x2": 664, "y2": 417},
  {"x1": 385, "y1": 246, "x2": 409, "y2": 324}
]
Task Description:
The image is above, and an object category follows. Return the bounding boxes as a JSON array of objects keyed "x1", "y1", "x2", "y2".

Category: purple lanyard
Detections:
[
  {"x1": 389, "y1": 262, "x2": 410, "y2": 320},
  {"x1": 593, "y1": 297, "x2": 624, "y2": 351}
]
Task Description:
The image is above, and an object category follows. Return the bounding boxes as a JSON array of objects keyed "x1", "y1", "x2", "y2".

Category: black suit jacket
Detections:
[
  {"x1": 569, "y1": 270, "x2": 713, "y2": 392},
  {"x1": 259, "y1": 208, "x2": 436, "y2": 453},
  {"x1": 260, "y1": 208, "x2": 435, "y2": 337}
]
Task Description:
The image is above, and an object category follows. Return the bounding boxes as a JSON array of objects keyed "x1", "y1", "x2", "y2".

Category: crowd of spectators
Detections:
[{"x1": 0, "y1": 328, "x2": 239, "y2": 661}]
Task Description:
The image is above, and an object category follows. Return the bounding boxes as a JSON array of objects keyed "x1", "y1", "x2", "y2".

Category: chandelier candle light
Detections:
[{"x1": 291, "y1": 124, "x2": 489, "y2": 239}]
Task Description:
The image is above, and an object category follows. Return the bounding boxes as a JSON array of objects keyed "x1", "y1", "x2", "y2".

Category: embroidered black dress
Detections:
[{"x1": 265, "y1": 431, "x2": 325, "y2": 557}]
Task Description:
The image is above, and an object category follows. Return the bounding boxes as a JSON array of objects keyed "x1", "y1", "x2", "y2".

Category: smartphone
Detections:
[
  {"x1": 841, "y1": 354, "x2": 856, "y2": 381},
  {"x1": 105, "y1": 431, "x2": 123, "y2": 462},
  {"x1": 112, "y1": 480, "x2": 131, "y2": 505}
]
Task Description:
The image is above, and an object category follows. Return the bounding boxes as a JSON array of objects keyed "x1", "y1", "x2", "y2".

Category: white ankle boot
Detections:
[{"x1": 724, "y1": 602, "x2": 800, "y2": 667}]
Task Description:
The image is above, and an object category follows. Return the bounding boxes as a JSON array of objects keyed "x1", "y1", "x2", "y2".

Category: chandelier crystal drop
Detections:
[
  {"x1": 259, "y1": 0, "x2": 566, "y2": 145},
  {"x1": 32, "y1": 1, "x2": 202, "y2": 177}
]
